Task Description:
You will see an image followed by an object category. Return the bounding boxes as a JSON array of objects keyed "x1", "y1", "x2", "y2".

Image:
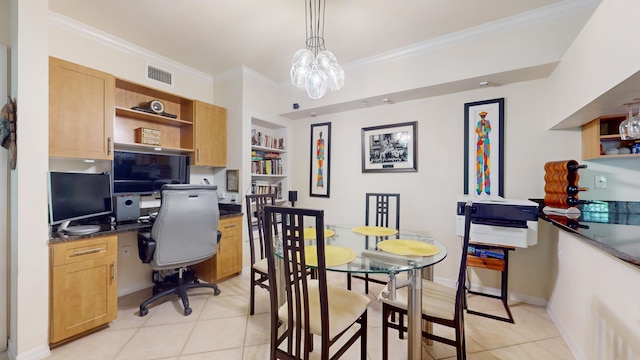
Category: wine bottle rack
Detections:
[{"x1": 543, "y1": 160, "x2": 587, "y2": 208}]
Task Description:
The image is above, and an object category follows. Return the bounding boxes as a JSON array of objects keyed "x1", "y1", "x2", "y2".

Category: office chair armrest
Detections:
[
  {"x1": 137, "y1": 231, "x2": 156, "y2": 263},
  {"x1": 217, "y1": 230, "x2": 222, "y2": 244}
]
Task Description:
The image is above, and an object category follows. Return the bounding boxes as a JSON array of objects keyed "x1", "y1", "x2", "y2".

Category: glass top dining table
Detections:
[{"x1": 272, "y1": 224, "x2": 448, "y2": 360}]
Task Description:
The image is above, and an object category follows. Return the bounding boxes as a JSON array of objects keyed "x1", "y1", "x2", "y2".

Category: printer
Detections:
[{"x1": 456, "y1": 195, "x2": 539, "y2": 248}]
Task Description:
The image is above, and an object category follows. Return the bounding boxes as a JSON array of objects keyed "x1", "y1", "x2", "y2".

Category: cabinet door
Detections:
[
  {"x1": 193, "y1": 101, "x2": 227, "y2": 167},
  {"x1": 50, "y1": 236, "x2": 118, "y2": 344},
  {"x1": 216, "y1": 216, "x2": 242, "y2": 279},
  {"x1": 49, "y1": 57, "x2": 115, "y2": 160}
]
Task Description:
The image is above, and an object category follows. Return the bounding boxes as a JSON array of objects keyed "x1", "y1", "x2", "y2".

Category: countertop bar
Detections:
[
  {"x1": 49, "y1": 211, "x2": 242, "y2": 244},
  {"x1": 531, "y1": 199, "x2": 640, "y2": 267}
]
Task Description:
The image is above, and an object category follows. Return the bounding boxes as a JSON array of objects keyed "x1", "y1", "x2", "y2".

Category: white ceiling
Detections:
[{"x1": 48, "y1": 0, "x2": 564, "y2": 84}]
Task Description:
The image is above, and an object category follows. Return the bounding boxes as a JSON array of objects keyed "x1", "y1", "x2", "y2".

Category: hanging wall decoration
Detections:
[
  {"x1": 463, "y1": 98, "x2": 504, "y2": 197},
  {"x1": 0, "y1": 96, "x2": 16, "y2": 170},
  {"x1": 310, "y1": 122, "x2": 331, "y2": 197}
]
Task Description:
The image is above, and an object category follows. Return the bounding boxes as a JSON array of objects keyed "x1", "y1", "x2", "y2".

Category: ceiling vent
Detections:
[{"x1": 147, "y1": 65, "x2": 173, "y2": 86}]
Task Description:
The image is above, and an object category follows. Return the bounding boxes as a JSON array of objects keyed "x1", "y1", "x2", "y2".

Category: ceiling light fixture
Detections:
[{"x1": 290, "y1": 0, "x2": 344, "y2": 100}]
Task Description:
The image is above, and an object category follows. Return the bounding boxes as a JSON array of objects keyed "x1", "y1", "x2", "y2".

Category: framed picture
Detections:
[
  {"x1": 361, "y1": 121, "x2": 417, "y2": 173},
  {"x1": 464, "y1": 98, "x2": 504, "y2": 197},
  {"x1": 310, "y1": 122, "x2": 331, "y2": 197},
  {"x1": 226, "y1": 169, "x2": 240, "y2": 192}
]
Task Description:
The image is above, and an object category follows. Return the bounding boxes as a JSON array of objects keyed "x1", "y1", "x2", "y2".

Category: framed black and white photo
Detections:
[
  {"x1": 361, "y1": 121, "x2": 417, "y2": 173},
  {"x1": 464, "y1": 98, "x2": 504, "y2": 197},
  {"x1": 226, "y1": 169, "x2": 240, "y2": 192},
  {"x1": 310, "y1": 122, "x2": 331, "y2": 197}
]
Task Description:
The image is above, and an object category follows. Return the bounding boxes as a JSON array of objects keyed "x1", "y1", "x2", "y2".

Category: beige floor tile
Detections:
[
  {"x1": 179, "y1": 347, "x2": 244, "y2": 359},
  {"x1": 489, "y1": 342, "x2": 564, "y2": 360},
  {"x1": 251, "y1": 290, "x2": 272, "y2": 315},
  {"x1": 465, "y1": 312, "x2": 529, "y2": 350},
  {"x1": 182, "y1": 316, "x2": 247, "y2": 354},
  {"x1": 48, "y1": 328, "x2": 138, "y2": 360},
  {"x1": 534, "y1": 337, "x2": 575, "y2": 359},
  {"x1": 242, "y1": 344, "x2": 270, "y2": 360},
  {"x1": 200, "y1": 293, "x2": 249, "y2": 320},
  {"x1": 114, "y1": 322, "x2": 195, "y2": 360},
  {"x1": 141, "y1": 292, "x2": 210, "y2": 326},
  {"x1": 244, "y1": 313, "x2": 271, "y2": 347}
]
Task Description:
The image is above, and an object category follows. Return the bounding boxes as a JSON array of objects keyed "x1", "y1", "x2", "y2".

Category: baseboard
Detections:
[
  {"x1": 546, "y1": 307, "x2": 586, "y2": 360},
  {"x1": 7, "y1": 340, "x2": 50, "y2": 360}
]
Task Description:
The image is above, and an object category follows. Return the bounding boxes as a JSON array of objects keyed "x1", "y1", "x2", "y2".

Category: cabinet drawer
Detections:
[
  {"x1": 467, "y1": 255, "x2": 505, "y2": 271},
  {"x1": 51, "y1": 235, "x2": 117, "y2": 267},
  {"x1": 219, "y1": 217, "x2": 241, "y2": 235}
]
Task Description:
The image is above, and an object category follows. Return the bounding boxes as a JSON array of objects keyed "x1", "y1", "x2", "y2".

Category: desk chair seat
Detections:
[
  {"x1": 137, "y1": 184, "x2": 222, "y2": 317},
  {"x1": 264, "y1": 206, "x2": 370, "y2": 360},
  {"x1": 377, "y1": 201, "x2": 473, "y2": 360}
]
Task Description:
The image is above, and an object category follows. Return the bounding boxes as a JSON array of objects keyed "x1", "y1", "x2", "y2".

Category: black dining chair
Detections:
[
  {"x1": 245, "y1": 193, "x2": 277, "y2": 315},
  {"x1": 377, "y1": 201, "x2": 473, "y2": 360},
  {"x1": 263, "y1": 205, "x2": 371, "y2": 360},
  {"x1": 347, "y1": 193, "x2": 400, "y2": 294}
]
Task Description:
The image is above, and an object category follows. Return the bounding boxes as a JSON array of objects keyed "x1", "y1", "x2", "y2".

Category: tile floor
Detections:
[{"x1": 12, "y1": 238, "x2": 575, "y2": 360}]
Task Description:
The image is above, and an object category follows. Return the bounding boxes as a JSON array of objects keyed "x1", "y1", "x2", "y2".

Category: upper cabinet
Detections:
[
  {"x1": 581, "y1": 114, "x2": 640, "y2": 160},
  {"x1": 192, "y1": 101, "x2": 227, "y2": 167},
  {"x1": 49, "y1": 57, "x2": 115, "y2": 160},
  {"x1": 114, "y1": 79, "x2": 194, "y2": 152}
]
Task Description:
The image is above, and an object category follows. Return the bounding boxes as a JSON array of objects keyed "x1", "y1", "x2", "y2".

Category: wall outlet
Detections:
[
  {"x1": 594, "y1": 175, "x2": 607, "y2": 189},
  {"x1": 122, "y1": 245, "x2": 131, "y2": 258}
]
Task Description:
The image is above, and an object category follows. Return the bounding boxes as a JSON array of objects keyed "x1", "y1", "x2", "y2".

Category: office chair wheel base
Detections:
[
  {"x1": 184, "y1": 307, "x2": 192, "y2": 316},
  {"x1": 214, "y1": 288, "x2": 221, "y2": 296},
  {"x1": 139, "y1": 307, "x2": 149, "y2": 317}
]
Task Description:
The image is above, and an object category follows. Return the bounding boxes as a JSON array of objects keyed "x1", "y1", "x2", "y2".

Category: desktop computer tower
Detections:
[{"x1": 114, "y1": 195, "x2": 140, "y2": 223}]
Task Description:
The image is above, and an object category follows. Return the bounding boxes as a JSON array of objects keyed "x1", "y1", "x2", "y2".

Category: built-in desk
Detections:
[{"x1": 48, "y1": 212, "x2": 242, "y2": 345}]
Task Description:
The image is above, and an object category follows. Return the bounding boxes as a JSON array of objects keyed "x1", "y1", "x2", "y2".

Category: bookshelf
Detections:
[{"x1": 250, "y1": 118, "x2": 288, "y2": 203}]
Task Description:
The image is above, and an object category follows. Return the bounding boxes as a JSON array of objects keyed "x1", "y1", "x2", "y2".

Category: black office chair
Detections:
[
  {"x1": 137, "y1": 184, "x2": 222, "y2": 316},
  {"x1": 245, "y1": 193, "x2": 277, "y2": 315},
  {"x1": 378, "y1": 201, "x2": 473, "y2": 360},
  {"x1": 348, "y1": 193, "x2": 400, "y2": 294},
  {"x1": 263, "y1": 205, "x2": 370, "y2": 360}
]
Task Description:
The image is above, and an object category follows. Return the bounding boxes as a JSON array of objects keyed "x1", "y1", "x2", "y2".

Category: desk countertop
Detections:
[
  {"x1": 531, "y1": 199, "x2": 640, "y2": 267},
  {"x1": 49, "y1": 212, "x2": 242, "y2": 244}
]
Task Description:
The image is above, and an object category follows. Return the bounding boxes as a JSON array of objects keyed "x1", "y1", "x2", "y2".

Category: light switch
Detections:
[{"x1": 594, "y1": 175, "x2": 607, "y2": 189}]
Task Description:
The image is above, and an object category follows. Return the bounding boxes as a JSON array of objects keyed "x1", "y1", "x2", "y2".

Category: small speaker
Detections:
[{"x1": 114, "y1": 195, "x2": 140, "y2": 223}]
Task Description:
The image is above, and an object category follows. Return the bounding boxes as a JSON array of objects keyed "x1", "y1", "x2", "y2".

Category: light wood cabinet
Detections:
[
  {"x1": 114, "y1": 78, "x2": 194, "y2": 152},
  {"x1": 49, "y1": 57, "x2": 115, "y2": 160},
  {"x1": 192, "y1": 101, "x2": 227, "y2": 167},
  {"x1": 49, "y1": 235, "x2": 118, "y2": 344},
  {"x1": 192, "y1": 215, "x2": 242, "y2": 282},
  {"x1": 582, "y1": 114, "x2": 640, "y2": 159}
]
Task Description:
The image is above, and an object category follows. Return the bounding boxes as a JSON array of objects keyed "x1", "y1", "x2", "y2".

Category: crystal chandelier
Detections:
[{"x1": 290, "y1": 0, "x2": 344, "y2": 100}]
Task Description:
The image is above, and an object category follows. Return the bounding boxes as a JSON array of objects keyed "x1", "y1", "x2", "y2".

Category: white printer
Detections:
[{"x1": 456, "y1": 195, "x2": 539, "y2": 248}]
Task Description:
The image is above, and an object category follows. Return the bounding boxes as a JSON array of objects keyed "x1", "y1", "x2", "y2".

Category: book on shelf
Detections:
[
  {"x1": 468, "y1": 246, "x2": 504, "y2": 260},
  {"x1": 250, "y1": 129, "x2": 285, "y2": 150},
  {"x1": 251, "y1": 180, "x2": 283, "y2": 199}
]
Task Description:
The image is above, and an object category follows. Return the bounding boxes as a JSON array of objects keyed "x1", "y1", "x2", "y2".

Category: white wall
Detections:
[
  {"x1": 547, "y1": 226, "x2": 640, "y2": 360},
  {"x1": 290, "y1": 78, "x2": 582, "y2": 300}
]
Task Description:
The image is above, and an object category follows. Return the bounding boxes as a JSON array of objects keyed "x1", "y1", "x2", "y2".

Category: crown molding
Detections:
[
  {"x1": 48, "y1": 12, "x2": 212, "y2": 84},
  {"x1": 346, "y1": 0, "x2": 601, "y2": 71}
]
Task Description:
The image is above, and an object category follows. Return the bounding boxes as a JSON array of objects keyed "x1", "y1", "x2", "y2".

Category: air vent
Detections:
[{"x1": 147, "y1": 65, "x2": 173, "y2": 85}]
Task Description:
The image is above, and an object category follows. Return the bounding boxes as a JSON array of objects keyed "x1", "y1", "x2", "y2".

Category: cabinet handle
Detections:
[
  {"x1": 197, "y1": 148, "x2": 200, "y2": 162},
  {"x1": 111, "y1": 261, "x2": 116, "y2": 282},
  {"x1": 72, "y1": 247, "x2": 103, "y2": 256},
  {"x1": 224, "y1": 224, "x2": 236, "y2": 229},
  {"x1": 107, "y1": 137, "x2": 112, "y2": 155}
]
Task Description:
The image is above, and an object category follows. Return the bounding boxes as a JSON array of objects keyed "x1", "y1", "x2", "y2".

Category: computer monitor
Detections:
[
  {"x1": 112, "y1": 150, "x2": 190, "y2": 195},
  {"x1": 48, "y1": 171, "x2": 113, "y2": 235}
]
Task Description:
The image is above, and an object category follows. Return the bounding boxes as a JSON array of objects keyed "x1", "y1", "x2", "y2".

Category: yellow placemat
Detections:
[
  {"x1": 303, "y1": 228, "x2": 336, "y2": 240},
  {"x1": 377, "y1": 239, "x2": 441, "y2": 256},
  {"x1": 352, "y1": 226, "x2": 399, "y2": 236},
  {"x1": 304, "y1": 245, "x2": 356, "y2": 267}
]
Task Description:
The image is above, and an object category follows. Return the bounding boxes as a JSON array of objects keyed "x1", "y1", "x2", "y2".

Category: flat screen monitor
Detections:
[
  {"x1": 112, "y1": 150, "x2": 190, "y2": 195},
  {"x1": 48, "y1": 171, "x2": 113, "y2": 235}
]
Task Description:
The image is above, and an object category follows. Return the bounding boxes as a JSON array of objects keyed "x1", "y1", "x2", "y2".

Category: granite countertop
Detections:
[
  {"x1": 533, "y1": 200, "x2": 640, "y2": 267},
  {"x1": 49, "y1": 209, "x2": 243, "y2": 244}
]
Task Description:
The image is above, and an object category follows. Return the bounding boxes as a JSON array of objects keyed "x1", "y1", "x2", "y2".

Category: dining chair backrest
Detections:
[
  {"x1": 365, "y1": 193, "x2": 400, "y2": 230},
  {"x1": 263, "y1": 206, "x2": 329, "y2": 359},
  {"x1": 245, "y1": 193, "x2": 277, "y2": 266},
  {"x1": 455, "y1": 201, "x2": 473, "y2": 322}
]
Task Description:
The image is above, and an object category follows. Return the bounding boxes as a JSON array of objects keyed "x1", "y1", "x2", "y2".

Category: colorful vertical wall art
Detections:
[
  {"x1": 464, "y1": 98, "x2": 504, "y2": 197},
  {"x1": 310, "y1": 122, "x2": 331, "y2": 197}
]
